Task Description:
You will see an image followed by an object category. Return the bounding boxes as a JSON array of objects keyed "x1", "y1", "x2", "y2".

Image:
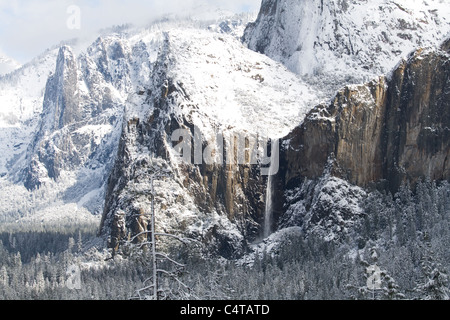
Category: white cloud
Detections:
[{"x1": 0, "y1": 0, "x2": 261, "y2": 63}]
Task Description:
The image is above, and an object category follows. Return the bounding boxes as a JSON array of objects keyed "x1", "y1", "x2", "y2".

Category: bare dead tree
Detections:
[{"x1": 126, "y1": 165, "x2": 200, "y2": 300}]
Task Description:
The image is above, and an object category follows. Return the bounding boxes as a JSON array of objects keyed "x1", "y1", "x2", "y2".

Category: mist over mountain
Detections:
[{"x1": 0, "y1": 53, "x2": 21, "y2": 76}]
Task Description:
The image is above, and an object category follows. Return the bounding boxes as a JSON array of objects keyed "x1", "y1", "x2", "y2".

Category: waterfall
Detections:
[
  {"x1": 263, "y1": 139, "x2": 279, "y2": 238},
  {"x1": 264, "y1": 172, "x2": 274, "y2": 238}
]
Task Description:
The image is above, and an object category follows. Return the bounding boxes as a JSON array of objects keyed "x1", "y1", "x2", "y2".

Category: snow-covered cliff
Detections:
[{"x1": 243, "y1": 0, "x2": 450, "y2": 92}]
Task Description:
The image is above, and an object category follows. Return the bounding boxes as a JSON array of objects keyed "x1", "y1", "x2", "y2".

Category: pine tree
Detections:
[
  {"x1": 77, "y1": 230, "x2": 83, "y2": 254},
  {"x1": 0, "y1": 266, "x2": 8, "y2": 287},
  {"x1": 415, "y1": 240, "x2": 449, "y2": 300},
  {"x1": 35, "y1": 270, "x2": 45, "y2": 294},
  {"x1": 380, "y1": 272, "x2": 405, "y2": 300},
  {"x1": 68, "y1": 237, "x2": 75, "y2": 254}
]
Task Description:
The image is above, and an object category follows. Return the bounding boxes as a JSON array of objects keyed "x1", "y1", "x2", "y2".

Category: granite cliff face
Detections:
[
  {"x1": 384, "y1": 45, "x2": 450, "y2": 191},
  {"x1": 273, "y1": 42, "x2": 450, "y2": 236},
  {"x1": 281, "y1": 77, "x2": 387, "y2": 186}
]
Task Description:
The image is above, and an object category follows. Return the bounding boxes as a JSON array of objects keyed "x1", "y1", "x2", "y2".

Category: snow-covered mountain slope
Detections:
[
  {"x1": 0, "y1": 49, "x2": 59, "y2": 176},
  {"x1": 0, "y1": 29, "x2": 164, "y2": 221},
  {"x1": 243, "y1": 0, "x2": 450, "y2": 93},
  {"x1": 0, "y1": 53, "x2": 21, "y2": 76},
  {"x1": 154, "y1": 28, "x2": 319, "y2": 138}
]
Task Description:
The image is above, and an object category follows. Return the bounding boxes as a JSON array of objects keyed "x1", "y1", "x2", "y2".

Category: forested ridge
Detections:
[{"x1": 0, "y1": 180, "x2": 448, "y2": 300}]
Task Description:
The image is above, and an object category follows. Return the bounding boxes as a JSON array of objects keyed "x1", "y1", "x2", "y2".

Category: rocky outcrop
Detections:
[
  {"x1": 22, "y1": 34, "x2": 154, "y2": 193},
  {"x1": 274, "y1": 41, "x2": 450, "y2": 233},
  {"x1": 24, "y1": 46, "x2": 82, "y2": 189},
  {"x1": 281, "y1": 78, "x2": 387, "y2": 187},
  {"x1": 100, "y1": 108, "x2": 267, "y2": 258},
  {"x1": 100, "y1": 115, "x2": 267, "y2": 257}
]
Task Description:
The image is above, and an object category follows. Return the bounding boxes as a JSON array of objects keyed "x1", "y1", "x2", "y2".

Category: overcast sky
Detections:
[{"x1": 0, "y1": 0, "x2": 261, "y2": 63}]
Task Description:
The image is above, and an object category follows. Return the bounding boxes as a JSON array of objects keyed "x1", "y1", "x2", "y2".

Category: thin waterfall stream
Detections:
[{"x1": 263, "y1": 139, "x2": 279, "y2": 238}]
